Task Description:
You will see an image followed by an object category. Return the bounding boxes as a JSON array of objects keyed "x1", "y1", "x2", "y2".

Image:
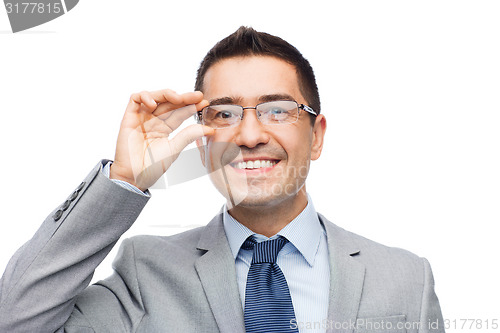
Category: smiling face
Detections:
[{"x1": 199, "y1": 55, "x2": 326, "y2": 216}]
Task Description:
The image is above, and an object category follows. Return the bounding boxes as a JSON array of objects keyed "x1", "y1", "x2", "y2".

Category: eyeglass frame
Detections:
[{"x1": 195, "y1": 100, "x2": 318, "y2": 129}]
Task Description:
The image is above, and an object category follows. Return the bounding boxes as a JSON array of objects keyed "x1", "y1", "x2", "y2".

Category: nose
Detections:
[{"x1": 233, "y1": 109, "x2": 270, "y2": 149}]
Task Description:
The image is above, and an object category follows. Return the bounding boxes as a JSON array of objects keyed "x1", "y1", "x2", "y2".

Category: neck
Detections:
[{"x1": 227, "y1": 187, "x2": 308, "y2": 237}]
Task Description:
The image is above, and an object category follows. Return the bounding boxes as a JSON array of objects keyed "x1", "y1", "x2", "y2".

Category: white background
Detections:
[{"x1": 1, "y1": 0, "x2": 499, "y2": 331}]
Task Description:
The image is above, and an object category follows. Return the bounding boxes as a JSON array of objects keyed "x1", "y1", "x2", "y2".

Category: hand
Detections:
[{"x1": 110, "y1": 89, "x2": 214, "y2": 191}]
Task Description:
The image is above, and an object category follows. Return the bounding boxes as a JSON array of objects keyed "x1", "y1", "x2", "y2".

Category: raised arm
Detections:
[{"x1": 0, "y1": 90, "x2": 213, "y2": 332}]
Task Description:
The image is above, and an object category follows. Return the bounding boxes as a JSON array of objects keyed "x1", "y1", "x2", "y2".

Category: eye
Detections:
[
  {"x1": 214, "y1": 110, "x2": 237, "y2": 119},
  {"x1": 266, "y1": 107, "x2": 291, "y2": 120},
  {"x1": 204, "y1": 106, "x2": 240, "y2": 121},
  {"x1": 269, "y1": 107, "x2": 287, "y2": 115}
]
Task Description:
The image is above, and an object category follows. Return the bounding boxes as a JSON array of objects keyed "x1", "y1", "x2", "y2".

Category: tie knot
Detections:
[{"x1": 242, "y1": 236, "x2": 288, "y2": 264}]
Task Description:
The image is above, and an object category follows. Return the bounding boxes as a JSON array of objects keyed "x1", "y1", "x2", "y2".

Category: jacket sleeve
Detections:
[
  {"x1": 419, "y1": 257, "x2": 445, "y2": 332},
  {"x1": 0, "y1": 160, "x2": 150, "y2": 333},
  {"x1": 64, "y1": 237, "x2": 146, "y2": 332}
]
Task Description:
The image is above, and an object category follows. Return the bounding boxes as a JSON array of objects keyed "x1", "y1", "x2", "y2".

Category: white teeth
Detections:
[{"x1": 234, "y1": 160, "x2": 277, "y2": 169}]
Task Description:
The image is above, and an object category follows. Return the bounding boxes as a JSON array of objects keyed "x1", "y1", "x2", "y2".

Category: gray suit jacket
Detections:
[{"x1": 0, "y1": 160, "x2": 444, "y2": 332}]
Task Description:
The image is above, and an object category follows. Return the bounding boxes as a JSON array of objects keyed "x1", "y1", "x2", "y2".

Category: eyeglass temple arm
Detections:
[
  {"x1": 300, "y1": 104, "x2": 318, "y2": 116},
  {"x1": 195, "y1": 111, "x2": 202, "y2": 122}
]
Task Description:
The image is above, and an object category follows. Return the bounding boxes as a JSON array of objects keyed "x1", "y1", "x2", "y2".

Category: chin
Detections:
[
  {"x1": 227, "y1": 181, "x2": 304, "y2": 210},
  {"x1": 208, "y1": 166, "x2": 306, "y2": 210}
]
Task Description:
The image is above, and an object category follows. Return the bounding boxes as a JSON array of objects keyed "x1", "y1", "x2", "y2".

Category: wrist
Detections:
[{"x1": 109, "y1": 163, "x2": 140, "y2": 189}]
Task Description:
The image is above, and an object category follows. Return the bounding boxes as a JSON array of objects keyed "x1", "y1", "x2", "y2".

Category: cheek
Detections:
[
  {"x1": 209, "y1": 129, "x2": 236, "y2": 145},
  {"x1": 276, "y1": 128, "x2": 313, "y2": 163},
  {"x1": 206, "y1": 141, "x2": 223, "y2": 171},
  {"x1": 206, "y1": 131, "x2": 240, "y2": 170}
]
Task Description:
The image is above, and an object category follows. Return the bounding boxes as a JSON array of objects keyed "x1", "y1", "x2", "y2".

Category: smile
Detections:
[{"x1": 230, "y1": 159, "x2": 279, "y2": 170}]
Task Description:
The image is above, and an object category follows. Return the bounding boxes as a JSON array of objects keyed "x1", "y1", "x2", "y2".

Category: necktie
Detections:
[{"x1": 242, "y1": 236, "x2": 299, "y2": 333}]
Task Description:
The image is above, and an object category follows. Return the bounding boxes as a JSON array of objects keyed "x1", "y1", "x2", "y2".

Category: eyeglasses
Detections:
[{"x1": 195, "y1": 100, "x2": 318, "y2": 129}]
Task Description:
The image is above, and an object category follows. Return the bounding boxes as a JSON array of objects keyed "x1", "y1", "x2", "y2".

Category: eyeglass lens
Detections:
[{"x1": 202, "y1": 100, "x2": 300, "y2": 128}]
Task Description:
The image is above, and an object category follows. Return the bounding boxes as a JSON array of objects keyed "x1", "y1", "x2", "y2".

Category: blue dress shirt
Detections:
[
  {"x1": 103, "y1": 161, "x2": 150, "y2": 197},
  {"x1": 223, "y1": 198, "x2": 330, "y2": 333}
]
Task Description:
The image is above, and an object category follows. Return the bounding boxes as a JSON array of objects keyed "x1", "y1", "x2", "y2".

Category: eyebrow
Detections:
[
  {"x1": 208, "y1": 96, "x2": 241, "y2": 106},
  {"x1": 208, "y1": 93, "x2": 296, "y2": 106},
  {"x1": 258, "y1": 93, "x2": 295, "y2": 103}
]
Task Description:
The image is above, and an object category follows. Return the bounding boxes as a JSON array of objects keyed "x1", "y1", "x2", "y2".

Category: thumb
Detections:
[{"x1": 169, "y1": 124, "x2": 214, "y2": 155}]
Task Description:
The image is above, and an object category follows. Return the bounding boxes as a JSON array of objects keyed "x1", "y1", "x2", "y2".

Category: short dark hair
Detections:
[{"x1": 194, "y1": 26, "x2": 321, "y2": 115}]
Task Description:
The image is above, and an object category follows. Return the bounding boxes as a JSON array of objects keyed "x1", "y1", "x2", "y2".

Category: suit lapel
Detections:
[
  {"x1": 194, "y1": 214, "x2": 246, "y2": 333},
  {"x1": 320, "y1": 214, "x2": 365, "y2": 333}
]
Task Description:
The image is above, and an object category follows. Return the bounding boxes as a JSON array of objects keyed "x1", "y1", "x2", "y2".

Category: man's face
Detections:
[{"x1": 199, "y1": 56, "x2": 325, "y2": 210}]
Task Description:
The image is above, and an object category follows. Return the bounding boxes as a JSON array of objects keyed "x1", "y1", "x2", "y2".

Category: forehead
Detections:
[{"x1": 202, "y1": 55, "x2": 305, "y2": 104}]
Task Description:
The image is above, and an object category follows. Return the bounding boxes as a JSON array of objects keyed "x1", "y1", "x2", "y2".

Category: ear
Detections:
[
  {"x1": 311, "y1": 114, "x2": 326, "y2": 161},
  {"x1": 196, "y1": 137, "x2": 207, "y2": 167}
]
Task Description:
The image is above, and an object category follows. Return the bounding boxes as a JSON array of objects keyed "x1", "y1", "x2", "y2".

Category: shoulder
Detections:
[
  {"x1": 107, "y1": 226, "x2": 210, "y2": 282},
  {"x1": 109, "y1": 211, "x2": 228, "y2": 276},
  {"x1": 120, "y1": 226, "x2": 207, "y2": 259},
  {"x1": 319, "y1": 213, "x2": 429, "y2": 284},
  {"x1": 320, "y1": 213, "x2": 423, "y2": 258},
  {"x1": 319, "y1": 213, "x2": 443, "y2": 320}
]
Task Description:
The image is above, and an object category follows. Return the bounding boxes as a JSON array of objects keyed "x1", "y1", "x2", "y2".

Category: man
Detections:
[{"x1": 0, "y1": 27, "x2": 444, "y2": 332}]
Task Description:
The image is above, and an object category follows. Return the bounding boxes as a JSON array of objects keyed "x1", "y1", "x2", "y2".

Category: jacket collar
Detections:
[
  {"x1": 319, "y1": 213, "x2": 365, "y2": 333},
  {"x1": 195, "y1": 213, "x2": 246, "y2": 333}
]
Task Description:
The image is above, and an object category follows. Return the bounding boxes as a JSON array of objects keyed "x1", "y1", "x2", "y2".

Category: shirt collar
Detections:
[{"x1": 222, "y1": 195, "x2": 323, "y2": 267}]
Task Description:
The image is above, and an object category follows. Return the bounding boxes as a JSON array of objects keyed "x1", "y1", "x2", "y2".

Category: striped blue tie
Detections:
[{"x1": 243, "y1": 236, "x2": 299, "y2": 333}]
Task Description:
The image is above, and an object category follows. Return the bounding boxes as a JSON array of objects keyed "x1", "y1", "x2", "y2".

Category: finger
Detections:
[
  {"x1": 158, "y1": 104, "x2": 202, "y2": 138},
  {"x1": 126, "y1": 90, "x2": 203, "y2": 117},
  {"x1": 153, "y1": 98, "x2": 209, "y2": 118},
  {"x1": 169, "y1": 124, "x2": 215, "y2": 155},
  {"x1": 153, "y1": 102, "x2": 181, "y2": 118},
  {"x1": 149, "y1": 89, "x2": 183, "y2": 105},
  {"x1": 152, "y1": 92, "x2": 207, "y2": 118},
  {"x1": 127, "y1": 91, "x2": 158, "y2": 114},
  {"x1": 179, "y1": 91, "x2": 205, "y2": 106},
  {"x1": 158, "y1": 104, "x2": 198, "y2": 121},
  {"x1": 158, "y1": 104, "x2": 197, "y2": 126},
  {"x1": 196, "y1": 99, "x2": 210, "y2": 110},
  {"x1": 127, "y1": 89, "x2": 185, "y2": 117},
  {"x1": 148, "y1": 90, "x2": 202, "y2": 108}
]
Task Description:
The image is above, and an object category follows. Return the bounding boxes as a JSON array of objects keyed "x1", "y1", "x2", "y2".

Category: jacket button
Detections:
[
  {"x1": 61, "y1": 200, "x2": 71, "y2": 211},
  {"x1": 53, "y1": 210, "x2": 63, "y2": 221},
  {"x1": 69, "y1": 191, "x2": 79, "y2": 201},
  {"x1": 76, "y1": 182, "x2": 86, "y2": 192}
]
